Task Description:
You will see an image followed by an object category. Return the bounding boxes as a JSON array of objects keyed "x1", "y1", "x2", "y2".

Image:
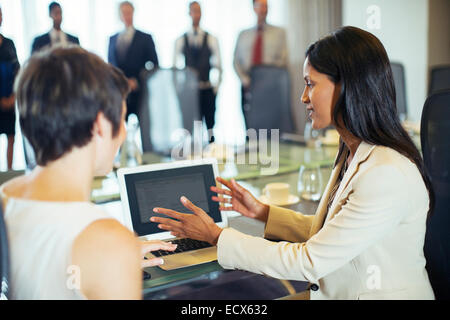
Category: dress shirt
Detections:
[
  {"x1": 174, "y1": 27, "x2": 222, "y2": 90},
  {"x1": 116, "y1": 26, "x2": 136, "y2": 60},
  {"x1": 117, "y1": 27, "x2": 135, "y2": 48},
  {"x1": 49, "y1": 28, "x2": 69, "y2": 47},
  {"x1": 234, "y1": 23, "x2": 288, "y2": 87}
]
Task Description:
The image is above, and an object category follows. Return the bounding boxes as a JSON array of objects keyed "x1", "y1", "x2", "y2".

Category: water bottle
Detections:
[{"x1": 304, "y1": 121, "x2": 322, "y2": 148}]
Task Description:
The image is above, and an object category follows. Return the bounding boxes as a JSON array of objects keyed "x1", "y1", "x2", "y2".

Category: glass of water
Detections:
[{"x1": 298, "y1": 164, "x2": 323, "y2": 201}]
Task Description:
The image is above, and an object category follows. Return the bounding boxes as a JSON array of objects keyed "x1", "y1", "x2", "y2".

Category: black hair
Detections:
[
  {"x1": 15, "y1": 46, "x2": 130, "y2": 167},
  {"x1": 306, "y1": 26, "x2": 434, "y2": 215},
  {"x1": 119, "y1": 1, "x2": 134, "y2": 11},
  {"x1": 189, "y1": 1, "x2": 200, "y2": 9},
  {"x1": 49, "y1": 2, "x2": 61, "y2": 14}
]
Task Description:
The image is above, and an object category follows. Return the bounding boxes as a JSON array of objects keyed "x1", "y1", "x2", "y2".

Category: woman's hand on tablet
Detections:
[
  {"x1": 151, "y1": 197, "x2": 223, "y2": 246},
  {"x1": 211, "y1": 177, "x2": 270, "y2": 223}
]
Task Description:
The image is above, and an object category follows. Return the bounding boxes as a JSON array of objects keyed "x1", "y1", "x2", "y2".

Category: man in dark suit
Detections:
[
  {"x1": 108, "y1": 1, "x2": 159, "y2": 119},
  {"x1": 31, "y1": 2, "x2": 80, "y2": 54}
]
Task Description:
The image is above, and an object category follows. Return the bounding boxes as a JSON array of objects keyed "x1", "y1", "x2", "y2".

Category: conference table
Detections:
[{"x1": 92, "y1": 141, "x2": 339, "y2": 300}]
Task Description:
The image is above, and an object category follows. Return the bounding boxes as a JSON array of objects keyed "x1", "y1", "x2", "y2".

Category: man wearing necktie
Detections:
[
  {"x1": 31, "y1": 2, "x2": 80, "y2": 54},
  {"x1": 108, "y1": 1, "x2": 159, "y2": 120},
  {"x1": 174, "y1": 1, "x2": 223, "y2": 143},
  {"x1": 233, "y1": 0, "x2": 288, "y2": 130}
]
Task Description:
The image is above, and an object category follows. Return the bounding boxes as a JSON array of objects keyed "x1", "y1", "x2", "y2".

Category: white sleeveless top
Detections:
[{"x1": 2, "y1": 195, "x2": 112, "y2": 300}]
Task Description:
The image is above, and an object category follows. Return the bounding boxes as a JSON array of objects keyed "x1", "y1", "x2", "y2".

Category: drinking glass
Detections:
[{"x1": 298, "y1": 164, "x2": 323, "y2": 201}]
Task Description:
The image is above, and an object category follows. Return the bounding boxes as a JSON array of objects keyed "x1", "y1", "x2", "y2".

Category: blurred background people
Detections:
[
  {"x1": 31, "y1": 2, "x2": 80, "y2": 54},
  {"x1": 173, "y1": 1, "x2": 223, "y2": 143},
  {"x1": 0, "y1": 6, "x2": 19, "y2": 170},
  {"x1": 108, "y1": 1, "x2": 159, "y2": 121},
  {"x1": 233, "y1": 0, "x2": 288, "y2": 129}
]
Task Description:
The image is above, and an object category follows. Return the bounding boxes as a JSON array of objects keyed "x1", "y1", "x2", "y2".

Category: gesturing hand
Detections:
[
  {"x1": 211, "y1": 177, "x2": 270, "y2": 223},
  {"x1": 151, "y1": 196, "x2": 223, "y2": 246}
]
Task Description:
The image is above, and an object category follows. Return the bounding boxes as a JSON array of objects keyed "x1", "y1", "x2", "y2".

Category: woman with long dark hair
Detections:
[{"x1": 152, "y1": 26, "x2": 435, "y2": 300}]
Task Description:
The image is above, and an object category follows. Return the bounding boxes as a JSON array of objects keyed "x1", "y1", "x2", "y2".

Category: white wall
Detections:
[{"x1": 343, "y1": 0, "x2": 429, "y2": 123}]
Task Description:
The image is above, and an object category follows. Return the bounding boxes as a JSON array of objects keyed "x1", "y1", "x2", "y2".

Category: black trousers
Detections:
[
  {"x1": 241, "y1": 86, "x2": 250, "y2": 131},
  {"x1": 126, "y1": 89, "x2": 140, "y2": 119},
  {"x1": 199, "y1": 88, "x2": 216, "y2": 142}
]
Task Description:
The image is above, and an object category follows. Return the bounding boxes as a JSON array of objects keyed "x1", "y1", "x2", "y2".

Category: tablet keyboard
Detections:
[{"x1": 151, "y1": 238, "x2": 212, "y2": 257}]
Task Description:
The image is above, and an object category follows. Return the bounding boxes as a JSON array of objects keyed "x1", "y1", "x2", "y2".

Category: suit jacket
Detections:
[
  {"x1": 233, "y1": 24, "x2": 288, "y2": 87},
  {"x1": 108, "y1": 29, "x2": 159, "y2": 116},
  {"x1": 217, "y1": 142, "x2": 435, "y2": 300},
  {"x1": 31, "y1": 32, "x2": 80, "y2": 54},
  {"x1": 108, "y1": 29, "x2": 159, "y2": 81}
]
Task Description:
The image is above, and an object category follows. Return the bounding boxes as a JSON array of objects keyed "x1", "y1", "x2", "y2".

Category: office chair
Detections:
[
  {"x1": 420, "y1": 89, "x2": 450, "y2": 300},
  {"x1": 390, "y1": 62, "x2": 408, "y2": 121},
  {"x1": 0, "y1": 199, "x2": 10, "y2": 300},
  {"x1": 0, "y1": 171, "x2": 25, "y2": 185},
  {"x1": 429, "y1": 65, "x2": 450, "y2": 96},
  {"x1": 139, "y1": 68, "x2": 201, "y2": 156},
  {"x1": 245, "y1": 66, "x2": 294, "y2": 135}
]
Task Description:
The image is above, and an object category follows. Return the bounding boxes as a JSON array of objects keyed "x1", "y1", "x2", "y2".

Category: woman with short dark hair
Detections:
[
  {"x1": 152, "y1": 26, "x2": 435, "y2": 300},
  {"x1": 1, "y1": 46, "x2": 176, "y2": 300}
]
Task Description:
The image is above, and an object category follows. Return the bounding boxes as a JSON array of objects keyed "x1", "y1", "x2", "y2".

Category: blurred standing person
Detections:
[
  {"x1": 173, "y1": 1, "x2": 222, "y2": 143},
  {"x1": 108, "y1": 1, "x2": 159, "y2": 120},
  {"x1": 0, "y1": 6, "x2": 20, "y2": 170},
  {"x1": 233, "y1": 0, "x2": 288, "y2": 129},
  {"x1": 31, "y1": 2, "x2": 80, "y2": 54}
]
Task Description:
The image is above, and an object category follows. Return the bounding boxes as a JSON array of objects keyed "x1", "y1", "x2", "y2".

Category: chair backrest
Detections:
[
  {"x1": 420, "y1": 89, "x2": 450, "y2": 300},
  {"x1": 0, "y1": 199, "x2": 10, "y2": 300},
  {"x1": 429, "y1": 65, "x2": 450, "y2": 96},
  {"x1": 390, "y1": 62, "x2": 408, "y2": 120},
  {"x1": 139, "y1": 68, "x2": 201, "y2": 155},
  {"x1": 247, "y1": 66, "x2": 294, "y2": 135},
  {"x1": 0, "y1": 171, "x2": 25, "y2": 186}
]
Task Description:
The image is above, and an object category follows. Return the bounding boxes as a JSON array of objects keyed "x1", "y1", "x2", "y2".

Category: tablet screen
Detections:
[{"x1": 124, "y1": 164, "x2": 221, "y2": 237}]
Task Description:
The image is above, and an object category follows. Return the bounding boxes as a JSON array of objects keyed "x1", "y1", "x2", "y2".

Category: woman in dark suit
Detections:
[{"x1": 0, "y1": 7, "x2": 20, "y2": 169}]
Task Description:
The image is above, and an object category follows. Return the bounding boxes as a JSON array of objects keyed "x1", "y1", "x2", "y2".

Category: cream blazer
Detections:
[{"x1": 217, "y1": 142, "x2": 435, "y2": 300}]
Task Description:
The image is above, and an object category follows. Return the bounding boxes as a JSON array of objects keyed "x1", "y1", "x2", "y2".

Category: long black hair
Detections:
[{"x1": 306, "y1": 26, "x2": 434, "y2": 215}]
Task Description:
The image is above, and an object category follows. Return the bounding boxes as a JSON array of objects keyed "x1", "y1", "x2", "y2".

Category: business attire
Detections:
[
  {"x1": 233, "y1": 23, "x2": 288, "y2": 129},
  {"x1": 0, "y1": 36, "x2": 20, "y2": 136},
  {"x1": 108, "y1": 27, "x2": 159, "y2": 118},
  {"x1": 1, "y1": 188, "x2": 111, "y2": 300},
  {"x1": 174, "y1": 27, "x2": 222, "y2": 140},
  {"x1": 31, "y1": 28, "x2": 80, "y2": 54},
  {"x1": 217, "y1": 142, "x2": 435, "y2": 300}
]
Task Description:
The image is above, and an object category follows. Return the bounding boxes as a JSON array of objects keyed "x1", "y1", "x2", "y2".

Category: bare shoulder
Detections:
[
  {"x1": 72, "y1": 219, "x2": 142, "y2": 300},
  {"x1": 73, "y1": 218, "x2": 140, "y2": 264},
  {"x1": 76, "y1": 218, "x2": 136, "y2": 243}
]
